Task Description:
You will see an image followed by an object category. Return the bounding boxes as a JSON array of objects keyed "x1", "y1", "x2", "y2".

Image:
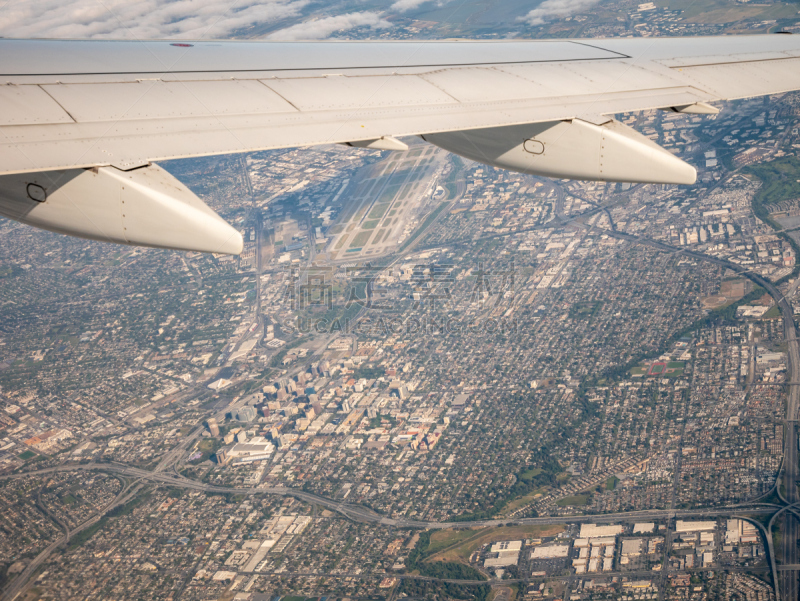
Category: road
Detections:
[
  {"x1": 0, "y1": 452, "x2": 779, "y2": 601},
  {"x1": 7, "y1": 141, "x2": 800, "y2": 598},
  {"x1": 0, "y1": 462, "x2": 779, "y2": 529},
  {"x1": 429, "y1": 198, "x2": 800, "y2": 599},
  {"x1": 585, "y1": 226, "x2": 799, "y2": 601},
  {"x1": 218, "y1": 158, "x2": 264, "y2": 366},
  {"x1": 233, "y1": 565, "x2": 768, "y2": 585},
  {"x1": 2, "y1": 478, "x2": 143, "y2": 601},
  {"x1": 781, "y1": 424, "x2": 799, "y2": 601}
]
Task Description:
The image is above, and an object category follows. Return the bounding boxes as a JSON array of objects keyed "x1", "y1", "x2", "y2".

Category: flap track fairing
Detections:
[
  {"x1": 422, "y1": 118, "x2": 697, "y2": 185},
  {"x1": 0, "y1": 164, "x2": 243, "y2": 254}
]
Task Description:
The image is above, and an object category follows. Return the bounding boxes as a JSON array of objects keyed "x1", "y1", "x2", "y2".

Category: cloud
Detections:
[
  {"x1": 518, "y1": 0, "x2": 601, "y2": 26},
  {"x1": 0, "y1": 0, "x2": 311, "y2": 40},
  {"x1": 266, "y1": 11, "x2": 392, "y2": 41},
  {"x1": 0, "y1": 2, "x2": 392, "y2": 43},
  {"x1": 389, "y1": 0, "x2": 452, "y2": 14},
  {"x1": 390, "y1": 0, "x2": 429, "y2": 13}
]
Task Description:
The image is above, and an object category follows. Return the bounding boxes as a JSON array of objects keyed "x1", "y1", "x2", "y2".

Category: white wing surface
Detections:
[{"x1": 1, "y1": 35, "x2": 799, "y2": 253}]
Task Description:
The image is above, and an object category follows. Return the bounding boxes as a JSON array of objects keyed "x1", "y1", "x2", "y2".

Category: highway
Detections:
[
  {"x1": 5, "y1": 218, "x2": 799, "y2": 598},
  {"x1": 0, "y1": 461, "x2": 780, "y2": 529},
  {"x1": 2, "y1": 478, "x2": 143, "y2": 601},
  {"x1": 226, "y1": 565, "x2": 770, "y2": 589},
  {"x1": 593, "y1": 227, "x2": 800, "y2": 601},
  {"x1": 6, "y1": 168, "x2": 800, "y2": 598},
  {"x1": 402, "y1": 212, "x2": 800, "y2": 599},
  {"x1": 0, "y1": 459, "x2": 784, "y2": 600}
]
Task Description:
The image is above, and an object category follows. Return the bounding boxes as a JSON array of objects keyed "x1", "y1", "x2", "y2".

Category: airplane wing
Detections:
[{"x1": 1, "y1": 34, "x2": 799, "y2": 254}]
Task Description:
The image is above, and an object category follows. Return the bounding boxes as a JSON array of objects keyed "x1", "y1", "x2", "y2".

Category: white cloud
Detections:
[
  {"x1": 0, "y1": 2, "x2": 393, "y2": 42},
  {"x1": 389, "y1": 0, "x2": 452, "y2": 14},
  {"x1": 518, "y1": 0, "x2": 601, "y2": 26},
  {"x1": 0, "y1": 0, "x2": 310, "y2": 39},
  {"x1": 266, "y1": 11, "x2": 392, "y2": 41},
  {"x1": 390, "y1": 0, "x2": 429, "y2": 13}
]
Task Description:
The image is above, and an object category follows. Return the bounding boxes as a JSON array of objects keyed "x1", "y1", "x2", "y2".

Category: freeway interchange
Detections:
[
  {"x1": 4, "y1": 197, "x2": 800, "y2": 601},
  {"x1": 0, "y1": 457, "x2": 789, "y2": 601}
]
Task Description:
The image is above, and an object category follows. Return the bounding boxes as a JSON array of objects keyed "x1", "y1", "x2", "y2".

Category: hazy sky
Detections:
[{"x1": 0, "y1": 0, "x2": 597, "y2": 40}]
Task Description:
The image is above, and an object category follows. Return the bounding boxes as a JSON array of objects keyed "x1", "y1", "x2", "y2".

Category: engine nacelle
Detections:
[
  {"x1": 0, "y1": 164, "x2": 243, "y2": 254},
  {"x1": 423, "y1": 119, "x2": 697, "y2": 185}
]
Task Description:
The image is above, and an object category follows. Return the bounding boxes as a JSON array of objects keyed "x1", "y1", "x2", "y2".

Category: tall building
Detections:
[
  {"x1": 207, "y1": 418, "x2": 219, "y2": 437},
  {"x1": 236, "y1": 406, "x2": 257, "y2": 422},
  {"x1": 389, "y1": 381, "x2": 409, "y2": 400}
]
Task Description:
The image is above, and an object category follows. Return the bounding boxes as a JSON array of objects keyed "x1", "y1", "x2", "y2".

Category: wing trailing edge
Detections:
[{"x1": 3, "y1": 34, "x2": 800, "y2": 252}]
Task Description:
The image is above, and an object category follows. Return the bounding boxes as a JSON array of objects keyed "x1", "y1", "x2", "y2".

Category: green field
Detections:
[
  {"x1": 334, "y1": 235, "x2": 349, "y2": 250},
  {"x1": 368, "y1": 203, "x2": 390, "y2": 220},
  {"x1": 555, "y1": 494, "x2": 590, "y2": 507},
  {"x1": 194, "y1": 438, "x2": 221, "y2": 463},
  {"x1": 744, "y1": 157, "x2": 800, "y2": 206},
  {"x1": 500, "y1": 488, "x2": 546, "y2": 516},
  {"x1": 18, "y1": 450, "x2": 35, "y2": 460},
  {"x1": 520, "y1": 468, "x2": 544, "y2": 481},
  {"x1": 425, "y1": 529, "x2": 477, "y2": 556},
  {"x1": 362, "y1": 220, "x2": 380, "y2": 230},
  {"x1": 378, "y1": 185, "x2": 402, "y2": 204},
  {"x1": 569, "y1": 301, "x2": 602, "y2": 320},
  {"x1": 349, "y1": 231, "x2": 373, "y2": 248},
  {"x1": 425, "y1": 524, "x2": 564, "y2": 563}
]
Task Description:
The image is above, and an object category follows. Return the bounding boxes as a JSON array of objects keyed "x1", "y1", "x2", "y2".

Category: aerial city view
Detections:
[{"x1": 3, "y1": 1, "x2": 800, "y2": 601}]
